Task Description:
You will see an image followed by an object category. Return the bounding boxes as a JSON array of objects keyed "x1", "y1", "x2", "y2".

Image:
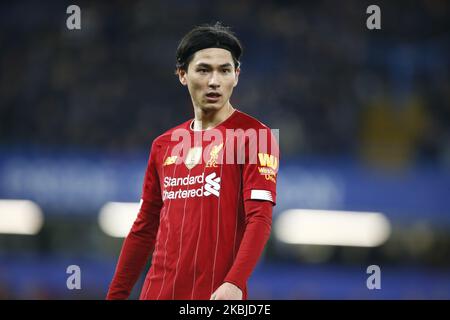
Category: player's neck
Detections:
[{"x1": 192, "y1": 102, "x2": 235, "y2": 130}]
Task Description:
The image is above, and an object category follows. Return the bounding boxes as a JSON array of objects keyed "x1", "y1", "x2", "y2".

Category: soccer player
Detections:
[{"x1": 107, "y1": 22, "x2": 279, "y2": 300}]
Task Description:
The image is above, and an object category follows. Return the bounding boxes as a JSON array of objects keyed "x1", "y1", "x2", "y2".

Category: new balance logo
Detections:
[
  {"x1": 204, "y1": 172, "x2": 221, "y2": 197},
  {"x1": 163, "y1": 155, "x2": 177, "y2": 166}
]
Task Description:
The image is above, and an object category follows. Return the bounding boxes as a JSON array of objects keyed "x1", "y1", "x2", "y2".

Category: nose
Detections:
[{"x1": 208, "y1": 71, "x2": 220, "y2": 89}]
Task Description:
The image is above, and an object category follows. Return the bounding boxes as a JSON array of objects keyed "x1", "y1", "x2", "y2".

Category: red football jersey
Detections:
[{"x1": 108, "y1": 109, "x2": 279, "y2": 300}]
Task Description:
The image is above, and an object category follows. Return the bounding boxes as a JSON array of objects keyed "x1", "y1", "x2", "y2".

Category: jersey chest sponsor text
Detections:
[{"x1": 162, "y1": 172, "x2": 221, "y2": 200}]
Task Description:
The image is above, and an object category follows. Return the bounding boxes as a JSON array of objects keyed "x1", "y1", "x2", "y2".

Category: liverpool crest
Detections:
[{"x1": 206, "y1": 143, "x2": 223, "y2": 168}]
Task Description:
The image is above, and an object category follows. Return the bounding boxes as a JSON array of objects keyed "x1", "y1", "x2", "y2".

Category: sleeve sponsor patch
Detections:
[{"x1": 257, "y1": 153, "x2": 278, "y2": 183}]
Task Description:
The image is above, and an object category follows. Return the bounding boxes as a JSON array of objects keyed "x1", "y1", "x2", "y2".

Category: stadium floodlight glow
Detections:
[
  {"x1": 0, "y1": 199, "x2": 44, "y2": 235},
  {"x1": 274, "y1": 209, "x2": 391, "y2": 247},
  {"x1": 98, "y1": 201, "x2": 140, "y2": 238}
]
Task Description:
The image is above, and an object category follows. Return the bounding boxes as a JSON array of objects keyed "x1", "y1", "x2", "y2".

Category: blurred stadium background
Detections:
[{"x1": 0, "y1": 0, "x2": 449, "y2": 299}]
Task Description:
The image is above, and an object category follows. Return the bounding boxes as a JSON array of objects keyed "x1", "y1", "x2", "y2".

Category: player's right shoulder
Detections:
[{"x1": 151, "y1": 119, "x2": 192, "y2": 149}]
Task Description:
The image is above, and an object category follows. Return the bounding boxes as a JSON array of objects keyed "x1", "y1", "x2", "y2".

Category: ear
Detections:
[
  {"x1": 233, "y1": 67, "x2": 240, "y2": 87},
  {"x1": 178, "y1": 68, "x2": 188, "y2": 86}
]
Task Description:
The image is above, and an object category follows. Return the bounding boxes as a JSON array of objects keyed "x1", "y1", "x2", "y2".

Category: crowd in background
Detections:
[
  {"x1": 0, "y1": 0, "x2": 448, "y2": 170},
  {"x1": 0, "y1": 0, "x2": 449, "y2": 300}
]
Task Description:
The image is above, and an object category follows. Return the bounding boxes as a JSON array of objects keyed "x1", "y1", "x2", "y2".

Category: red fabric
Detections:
[
  {"x1": 106, "y1": 199, "x2": 161, "y2": 299},
  {"x1": 106, "y1": 110, "x2": 278, "y2": 300},
  {"x1": 224, "y1": 200, "x2": 273, "y2": 292}
]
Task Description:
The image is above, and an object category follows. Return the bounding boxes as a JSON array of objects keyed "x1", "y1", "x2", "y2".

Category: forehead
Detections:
[{"x1": 190, "y1": 48, "x2": 234, "y2": 66}]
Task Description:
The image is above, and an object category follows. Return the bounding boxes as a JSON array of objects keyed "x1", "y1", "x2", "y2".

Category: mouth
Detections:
[{"x1": 205, "y1": 92, "x2": 222, "y2": 103}]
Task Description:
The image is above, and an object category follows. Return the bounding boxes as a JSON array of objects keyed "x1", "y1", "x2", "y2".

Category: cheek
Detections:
[
  {"x1": 186, "y1": 81, "x2": 201, "y2": 96},
  {"x1": 188, "y1": 78, "x2": 205, "y2": 93},
  {"x1": 224, "y1": 79, "x2": 236, "y2": 94}
]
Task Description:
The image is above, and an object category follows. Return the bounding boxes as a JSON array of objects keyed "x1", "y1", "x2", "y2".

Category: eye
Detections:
[
  {"x1": 222, "y1": 69, "x2": 232, "y2": 74},
  {"x1": 197, "y1": 68, "x2": 208, "y2": 74}
]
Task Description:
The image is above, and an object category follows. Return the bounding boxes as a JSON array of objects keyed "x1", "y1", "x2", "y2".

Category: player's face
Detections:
[{"x1": 178, "y1": 48, "x2": 240, "y2": 112}]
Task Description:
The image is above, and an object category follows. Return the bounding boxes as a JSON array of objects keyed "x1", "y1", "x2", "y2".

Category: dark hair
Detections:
[{"x1": 175, "y1": 22, "x2": 243, "y2": 73}]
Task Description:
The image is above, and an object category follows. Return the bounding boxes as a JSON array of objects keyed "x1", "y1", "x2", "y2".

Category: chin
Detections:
[{"x1": 200, "y1": 103, "x2": 224, "y2": 112}]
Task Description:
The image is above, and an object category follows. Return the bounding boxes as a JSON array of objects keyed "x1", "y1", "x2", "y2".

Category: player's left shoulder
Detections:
[
  {"x1": 234, "y1": 110, "x2": 280, "y2": 158},
  {"x1": 233, "y1": 109, "x2": 273, "y2": 131}
]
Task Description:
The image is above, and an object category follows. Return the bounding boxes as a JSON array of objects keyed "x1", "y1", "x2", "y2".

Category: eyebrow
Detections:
[{"x1": 195, "y1": 63, "x2": 233, "y2": 68}]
